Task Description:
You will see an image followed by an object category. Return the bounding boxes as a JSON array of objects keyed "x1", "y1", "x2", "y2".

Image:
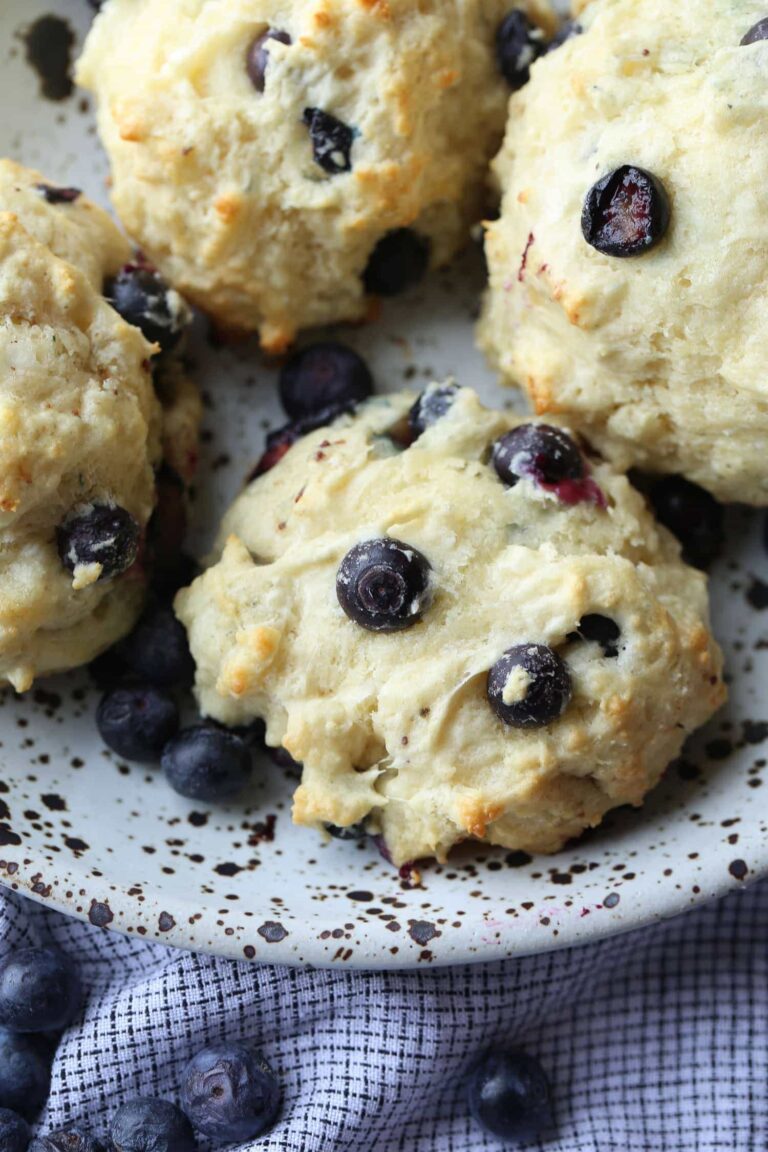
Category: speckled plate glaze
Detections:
[{"x1": 0, "y1": 0, "x2": 766, "y2": 969}]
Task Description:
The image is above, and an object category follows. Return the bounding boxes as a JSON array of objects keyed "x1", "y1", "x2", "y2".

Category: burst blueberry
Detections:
[
  {"x1": 162, "y1": 727, "x2": 252, "y2": 802},
  {"x1": 57, "y1": 503, "x2": 139, "y2": 582},
  {"x1": 337, "y1": 538, "x2": 431, "y2": 633},
  {"x1": 487, "y1": 644, "x2": 572, "y2": 729},
  {"x1": 246, "y1": 28, "x2": 291, "y2": 91},
  {"x1": 492, "y1": 424, "x2": 584, "y2": 489},
  {"x1": 467, "y1": 1050, "x2": 553, "y2": 1141},
  {"x1": 496, "y1": 10, "x2": 545, "y2": 89},
  {"x1": 180, "y1": 1044, "x2": 281, "y2": 1142},
  {"x1": 0, "y1": 1031, "x2": 51, "y2": 1120},
  {"x1": 0, "y1": 948, "x2": 81, "y2": 1034},
  {"x1": 0, "y1": 1108, "x2": 30, "y2": 1152},
  {"x1": 649, "y1": 475, "x2": 724, "y2": 569},
  {"x1": 302, "y1": 108, "x2": 353, "y2": 174},
  {"x1": 110, "y1": 1100, "x2": 194, "y2": 1152},
  {"x1": 29, "y1": 1128, "x2": 105, "y2": 1152},
  {"x1": 250, "y1": 401, "x2": 355, "y2": 478},
  {"x1": 279, "y1": 343, "x2": 373, "y2": 421},
  {"x1": 117, "y1": 606, "x2": 194, "y2": 689},
  {"x1": 363, "y1": 229, "x2": 430, "y2": 297},
  {"x1": 97, "y1": 686, "x2": 179, "y2": 763},
  {"x1": 408, "y1": 383, "x2": 461, "y2": 438},
  {"x1": 105, "y1": 265, "x2": 188, "y2": 354},
  {"x1": 582, "y1": 166, "x2": 670, "y2": 257}
]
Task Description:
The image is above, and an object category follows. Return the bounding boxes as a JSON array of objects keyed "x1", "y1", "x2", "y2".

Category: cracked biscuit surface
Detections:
[
  {"x1": 480, "y1": 0, "x2": 768, "y2": 504},
  {"x1": 176, "y1": 387, "x2": 725, "y2": 865}
]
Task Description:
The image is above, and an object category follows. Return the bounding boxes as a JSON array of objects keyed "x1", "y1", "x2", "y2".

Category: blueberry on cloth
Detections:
[
  {"x1": 0, "y1": 1030, "x2": 52, "y2": 1119},
  {"x1": 0, "y1": 1108, "x2": 30, "y2": 1152},
  {"x1": 363, "y1": 229, "x2": 430, "y2": 297},
  {"x1": 487, "y1": 644, "x2": 572, "y2": 729},
  {"x1": 117, "y1": 606, "x2": 195, "y2": 689},
  {"x1": 0, "y1": 948, "x2": 81, "y2": 1033},
  {"x1": 336, "y1": 538, "x2": 432, "y2": 632},
  {"x1": 246, "y1": 28, "x2": 291, "y2": 91},
  {"x1": 302, "y1": 108, "x2": 354, "y2": 174},
  {"x1": 279, "y1": 342, "x2": 373, "y2": 421},
  {"x1": 162, "y1": 727, "x2": 252, "y2": 802},
  {"x1": 496, "y1": 10, "x2": 545, "y2": 89},
  {"x1": 648, "y1": 475, "x2": 724, "y2": 569},
  {"x1": 180, "y1": 1044, "x2": 281, "y2": 1142},
  {"x1": 29, "y1": 1128, "x2": 105, "y2": 1152},
  {"x1": 492, "y1": 424, "x2": 584, "y2": 488},
  {"x1": 582, "y1": 165, "x2": 670, "y2": 257},
  {"x1": 467, "y1": 1050, "x2": 553, "y2": 1141},
  {"x1": 105, "y1": 265, "x2": 188, "y2": 354},
  {"x1": 56, "y1": 503, "x2": 139, "y2": 582},
  {"x1": 97, "y1": 685, "x2": 179, "y2": 763},
  {"x1": 110, "y1": 1101, "x2": 194, "y2": 1152},
  {"x1": 408, "y1": 383, "x2": 461, "y2": 439}
]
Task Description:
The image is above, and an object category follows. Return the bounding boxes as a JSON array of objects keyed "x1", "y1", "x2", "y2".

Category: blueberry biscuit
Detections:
[
  {"x1": 77, "y1": 0, "x2": 553, "y2": 352},
  {"x1": 176, "y1": 387, "x2": 725, "y2": 864},
  {"x1": 480, "y1": 0, "x2": 768, "y2": 504}
]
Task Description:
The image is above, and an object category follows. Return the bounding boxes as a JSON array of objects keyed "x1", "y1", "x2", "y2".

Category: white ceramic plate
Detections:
[{"x1": 0, "y1": 0, "x2": 766, "y2": 969}]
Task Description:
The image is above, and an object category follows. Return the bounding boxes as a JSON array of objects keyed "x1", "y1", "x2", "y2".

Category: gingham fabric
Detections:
[{"x1": 0, "y1": 881, "x2": 762, "y2": 1151}]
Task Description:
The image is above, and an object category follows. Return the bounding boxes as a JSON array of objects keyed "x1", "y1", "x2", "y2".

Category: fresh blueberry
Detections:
[
  {"x1": 105, "y1": 265, "x2": 188, "y2": 354},
  {"x1": 87, "y1": 646, "x2": 129, "y2": 690},
  {"x1": 162, "y1": 727, "x2": 252, "y2": 802},
  {"x1": 493, "y1": 424, "x2": 584, "y2": 489},
  {"x1": 0, "y1": 1030, "x2": 52, "y2": 1120},
  {"x1": 546, "y1": 20, "x2": 582, "y2": 51},
  {"x1": 487, "y1": 644, "x2": 572, "y2": 729},
  {"x1": 249, "y1": 401, "x2": 355, "y2": 478},
  {"x1": 582, "y1": 166, "x2": 670, "y2": 257},
  {"x1": 741, "y1": 18, "x2": 768, "y2": 44},
  {"x1": 117, "y1": 606, "x2": 195, "y2": 689},
  {"x1": 325, "y1": 822, "x2": 368, "y2": 841},
  {"x1": 29, "y1": 1128, "x2": 105, "y2": 1152},
  {"x1": 363, "y1": 229, "x2": 430, "y2": 297},
  {"x1": 180, "y1": 1044, "x2": 281, "y2": 1142},
  {"x1": 0, "y1": 948, "x2": 81, "y2": 1034},
  {"x1": 0, "y1": 1108, "x2": 30, "y2": 1152},
  {"x1": 279, "y1": 343, "x2": 373, "y2": 421},
  {"x1": 496, "y1": 10, "x2": 545, "y2": 89},
  {"x1": 467, "y1": 1051, "x2": 553, "y2": 1141},
  {"x1": 569, "y1": 614, "x2": 621, "y2": 658},
  {"x1": 337, "y1": 538, "x2": 432, "y2": 632},
  {"x1": 110, "y1": 1100, "x2": 195, "y2": 1152},
  {"x1": 97, "y1": 686, "x2": 179, "y2": 763},
  {"x1": 246, "y1": 28, "x2": 291, "y2": 91},
  {"x1": 408, "y1": 383, "x2": 461, "y2": 439},
  {"x1": 57, "y1": 503, "x2": 140, "y2": 582},
  {"x1": 35, "y1": 185, "x2": 80, "y2": 205},
  {"x1": 648, "y1": 475, "x2": 724, "y2": 569},
  {"x1": 302, "y1": 108, "x2": 354, "y2": 174}
]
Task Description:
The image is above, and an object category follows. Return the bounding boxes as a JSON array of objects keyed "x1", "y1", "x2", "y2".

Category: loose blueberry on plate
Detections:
[
  {"x1": 648, "y1": 475, "x2": 724, "y2": 569},
  {"x1": 35, "y1": 184, "x2": 80, "y2": 205},
  {"x1": 582, "y1": 165, "x2": 670, "y2": 257},
  {"x1": 0, "y1": 1030, "x2": 52, "y2": 1119},
  {"x1": 408, "y1": 383, "x2": 461, "y2": 438},
  {"x1": 325, "y1": 821, "x2": 368, "y2": 841},
  {"x1": 467, "y1": 1050, "x2": 553, "y2": 1142},
  {"x1": 181, "y1": 1044, "x2": 281, "y2": 1142},
  {"x1": 569, "y1": 614, "x2": 621, "y2": 658},
  {"x1": 0, "y1": 948, "x2": 81, "y2": 1034},
  {"x1": 741, "y1": 18, "x2": 768, "y2": 44},
  {"x1": 363, "y1": 229, "x2": 430, "y2": 297},
  {"x1": 496, "y1": 10, "x2": 545, "y2": 89},
  {"x1": 493, "y1": 424, "x2": 584, "y2": 488},
  {"x1": 97, "y1": 685, "x2": 179, "y2": 763},
  {"x1": 162, "y1": 727, "x2": 252, "y2": 802},
  {"x1": 105, "y1": 265, "x2": 188, "y2": 354},
  {"x1": 487, "y1": 644, "x2": 572, "y2": 729},
  {"x1": 110, "y1": 1100, "x2": 194, "y2": 1152},
  {"x1": 57, "y1": 504, "x2": 139, "y2": 582},
  {"x1": 29, "y1": 1129, "x2": 105, "y2": 1152},
  {"x1": 0, "y1": 1108, "x2": 30, "y2": 1152},
  {"x1": 337, "y1": 538, "x2": 432, "y2": 632},
  {"x1": 117, "y1": 606, "x2": 195, "y2": 689},
  {"x1": 279, "y1": 343, "x2": 373, "y2": 421},
  {"x1": 302, "y1": 108, "x2": 354, "y2": 174},
  {"x1": 246, "y1": 28, "x2": 291, "y2": 91}
]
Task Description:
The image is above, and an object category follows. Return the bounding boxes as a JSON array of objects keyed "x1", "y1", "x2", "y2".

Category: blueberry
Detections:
[
  {"x1": 0, "y1": 1031, "x2": 51, "y2": 1120},
  {"x1": 57, "y1": 503, "x2": 139, "y2": 582},
  {"x1": 408, "y1": 383, "x2": 461, "y2": 439},
  {"x1": 249, "y1": 401, "x2": 354, "y2": 478},
  {"x1": 35, "y1": 185, "x2": 80, "y2": 205},
  {"x1": 117, "y1": 606, "x2": 195, "y2": 689},
  {"x1": 180, "y1": 1044, "x2": 281, "y2": 1142},
  {"x1": 162, "y1": 727, "x2": 252, "y2": 802},
  {"x1": 105, "y1": 265, "x2": 188, "y2": 354},
  {"x1": 467, "y1": 1051, "x2": 553, "y2": 1142},
  {"x1": 487, "y1": 644, "x2": 572, "y2": 729},
  {"x1": 279, "y1": 343, "x2": 373, "y2": 421},
  {"x1": 148, "y1": 467, "x2": 190, "y2": 601},
  {"x1": 324, "y1": 822, "x2": 368, "y2": 841},
  {"x1": 87, "y1": 646, "x2": 129, "y2": 690},
  {"x1": 582, "y1": 166, "x2": 670, "y2": 258},
  {"x1": 0, "y1": 1108, "x2": 30, "y2": 1152},
  {"x1": 569, "y1": 614, "x2": 621, "y2": 658},
  {"x1": 496, "y1": 10, "x2": 545, "y2": 89},
  {"x1": 0, "y1": 948, "x2": 81, "y2": 1034},
  {"x1": 302, "y1": 108, "x2": 354, "y2": 175},
  {"x1": 546, "y1": 20, "x2": 582, "y2": 51},
  {"x1": 29, "y1": 1129, "x2": 104, "y2": 1152},
  {"x1": 493, "y1": 424, "x2": 584, "y2": 489},
  {"x1": 110, "y1": 1100, "x2": 194, "y2": 1152},
  {"x1": 649, "y1": 475, "x2": 724, "y2": 569},
  {"x1": 336, "y1": 538, "x2": 432, "y2": 632},
  {"x1": 741, "y1": 18, "x2": 768, "y2": 44},
  {"x1": 97, "y1": 686, "x2": 179, "y2": 763},
  {"x1": 363, "y1": 229, "x2": 430, "y2": 297},
  {"x1": 246, "y1": 28, "x2": 291, "y2": 91}
]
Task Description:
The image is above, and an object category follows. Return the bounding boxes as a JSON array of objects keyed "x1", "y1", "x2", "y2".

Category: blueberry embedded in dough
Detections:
[
  {"x1": 487, "y1": 643, "x2": 572, "y2": 729},
  {"x1": 363, "y1": 229, "x2": 431, "y2": 298},
  {"x1": 56, "y1": 503, "x2": 140, "y2": 588},
  {"x1": 105, "y1": 263, "x2": 191, "y2": 354},
  {"x1": 245, "y1": 27, "x2": 291, "y2": 92},
  {"x1": 581, "y1": 166, "x2": 670, "y2": 258},
  {"x1": 336, "y1": 538, "x2": 432, "y2": 633},
  {"x1": 34, "y1": 183, "x2": 81, "y2": 204},
  {"x1": 302, "y1": 108, "x2": 355, "y2": 175},
  {"x1": 740, "y1": 18, "x2": 768, "y2": 45},
  {"x1": 495, "y1": 9, "x2": 547, "y2": 88}
]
